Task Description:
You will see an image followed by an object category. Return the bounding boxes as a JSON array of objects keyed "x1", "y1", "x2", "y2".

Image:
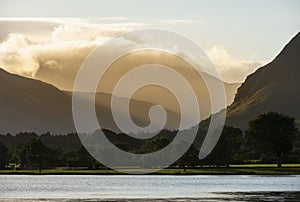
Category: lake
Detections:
[{"x1": 0, "y1": 175, "x2": 299, "y2": 201}]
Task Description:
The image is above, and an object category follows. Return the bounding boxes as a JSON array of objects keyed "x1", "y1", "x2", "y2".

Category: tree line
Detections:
[{"x1": 0, "y1": 111, "x2": 299, "y2": 170}]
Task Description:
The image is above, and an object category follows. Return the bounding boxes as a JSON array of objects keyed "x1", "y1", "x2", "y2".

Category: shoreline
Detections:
[
  {"x1": 1, "y1": 192, "x2": 300, "y2": 202},
  {"x1": 1, "y1": 165, "x2": 300, "y2": 175}
]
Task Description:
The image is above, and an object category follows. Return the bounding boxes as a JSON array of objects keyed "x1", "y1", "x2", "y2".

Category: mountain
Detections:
[
  {"x1": 0, "y1": 68, "x2": 74, "y2": 134},
  {"x1": 90, "y1": 50, "x2": 240, "y2": 116},
  {"x1": 0, "y1": 66, "x2": 239, "y2": 134},
  {"x1": 226, "y1": 32, "x2": 300, "y2": 129},
  {"x1": 0, "y1": 69, "x2": 181, "y2": 134},
  {"x1": 66, "y1": 91, "x2": 182, "y2": 134}
]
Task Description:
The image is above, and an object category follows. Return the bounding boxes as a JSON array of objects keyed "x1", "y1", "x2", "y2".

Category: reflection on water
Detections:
[
  {"x1": 221, "y1": 192, "x2": 300, "y2": 202},
  {"x1": 0, "y1": 175, "x2": 299, "y2": 201},
  {"x1": 0, "y1": 192, "x2": 300, "y2": 202}
]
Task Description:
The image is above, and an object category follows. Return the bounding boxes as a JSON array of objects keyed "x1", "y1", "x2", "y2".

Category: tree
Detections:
[
  {"x1": 11, "y1": 143, "x2": 27, "y2": 167},
  {"x1": 203, "y1": 126, "x2": 243, "y2": 167},
  {"x1": 24, "y1": 138, "x2": 50, "y2": 172},
  {"x1": 176, "y1": 144, "x2": 199, "y2": 168},
  {"x1": 140, "y1": 136, "x2": 170, "y2": 168},
  {"x1": 140, "y1": 136, "x2": 170, "y2": 153},
  {"x1": 246, "y1": 112, "x2": 297, "y2": 167},
  {"x1": 76, "y1": 146, "x2": 93, "y2": 168},
  {"x1": 0, "y1": 142, "x2": 9, "y2": 169}
]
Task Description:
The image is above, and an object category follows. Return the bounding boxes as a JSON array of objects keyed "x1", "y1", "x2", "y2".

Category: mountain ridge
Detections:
[
  {"x1": 0, "y1": 63, "x2": 239, "y2": 134},
  {"x1": 226, "y1": 32, "x2": 300, "y2": 129},
  {"x1": 0, "y1": 68, "x2": 182, "y2": 134}
]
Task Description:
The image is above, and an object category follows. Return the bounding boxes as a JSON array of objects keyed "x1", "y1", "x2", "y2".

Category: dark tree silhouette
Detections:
[
  {"x1": 0, "y1": 142, "x2": 9, "y2": 169},
  {"x1": 140, "y1": 136, "x2": 170, "y2": 153},
  {"x1": 11, "y1": 143, "x2": 27, "y2": 167},
  {"x1": 25, "y1": 138, "x2": 49, "y2": 172},
  {"x1": 75, "y1": 146, "x2": 93, "y2": 168},
  {"x1": 176, "y1": 144, "x2": 199, "y2": 168},
  {"x1": 203, "y1": 126, "x2": 243, "y2": 167},
  {"x1": 246, "y1": 112, "x2": 297, "y2": 167}
]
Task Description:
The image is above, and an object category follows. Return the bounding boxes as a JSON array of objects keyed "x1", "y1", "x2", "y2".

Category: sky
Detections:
[{"x1": 0, "y1": 0, "x2": 299, "y2": 88}]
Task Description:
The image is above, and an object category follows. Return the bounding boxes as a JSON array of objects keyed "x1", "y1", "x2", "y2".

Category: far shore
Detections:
[{"x1": 1, "y1": 164, "x2": 300, "y2": 175}]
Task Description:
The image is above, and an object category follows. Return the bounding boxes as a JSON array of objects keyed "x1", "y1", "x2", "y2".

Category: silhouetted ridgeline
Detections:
[
  {"x1": 0, "y1": 67, "x2": 238, "y2": 135},
  {"x1": 226, "y1": 32, "x2": 300, "y2": 129}
]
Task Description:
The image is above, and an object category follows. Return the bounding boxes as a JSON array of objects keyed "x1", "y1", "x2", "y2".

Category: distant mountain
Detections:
[
  {"x1": 226, "y1": 32, "x2": 300, "y2": 129},
  {"x1": 0, "y1": 69, "x2": 181, "y2": 134},
  {"x1": 0, "y1": 62, "x2": 239, "y2": 134},
  {"x1": 0, "y1": 70, "x2": 167, "y2": 134},
  {"x1": 0, "y1": 68, "x2": 74, "y2": 134}
]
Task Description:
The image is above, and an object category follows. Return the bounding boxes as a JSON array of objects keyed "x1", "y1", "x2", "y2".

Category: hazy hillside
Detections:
[
  {"x1": 0, "y1": 56, "x2": 239, "y2": 134},
  {"x1": 0, "y1": 69, "x2": 180, "y2": 134},
  {"x1": 226, "y1": 32, "x2": 300, "y2": 129},
  {"x1": 0, "y1": 68, "x2": 74, "y2": 134}
]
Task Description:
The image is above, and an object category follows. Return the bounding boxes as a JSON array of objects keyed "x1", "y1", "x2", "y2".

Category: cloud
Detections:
[
  {"x1": 0, "y1": 19, "x2": 145, "y2": 80},
  {"x1": 206, "y1": 46, "x2": 264, "y2": 83},
  {"x1": 0, "y1": 33, "x2": 39, "y2": 77},
  {"x1": 43, "y1": 60, "x2": 63, "y2": 69},
  {"x1": 159, "y1": 19, "x2": 196, "y2": 24},
  {"x1": 0, "y1": 18, "x2": 263, "y2": 90},
  {"x1": 50, "y1": 23, "x2": 143, "y2": 42}
]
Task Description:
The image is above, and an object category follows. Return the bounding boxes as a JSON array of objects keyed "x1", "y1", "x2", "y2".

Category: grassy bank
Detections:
[{"x1": 1, "y1": 164, "x2": 300, "y2": 175}]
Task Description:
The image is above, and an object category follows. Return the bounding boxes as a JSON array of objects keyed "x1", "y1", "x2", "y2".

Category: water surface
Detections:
[{"x1": 0, "y1": 175, "x2": 299, "y2": 201}]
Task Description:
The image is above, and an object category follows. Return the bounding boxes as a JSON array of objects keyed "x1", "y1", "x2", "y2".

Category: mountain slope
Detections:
[
  {"x1": 226, "y1": 32, "x2": 300, "y2": 129},
  {"x1": 0, "y1": 69, "x2": 181, "y2": 134},
  {"x1": 0, "y1": 64, "x2": 239, "y2": 134},
  {"x1": 0, "y1": 68, "x2": 74, "y2": 134}
]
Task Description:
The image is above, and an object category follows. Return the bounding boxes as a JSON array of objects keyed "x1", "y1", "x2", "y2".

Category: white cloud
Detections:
[
  {"x1": 160, "y1": 19, "x2": 196, "y2": 24},
  {"x1": 43, "y1": 60, "x2": 63, "y2": 70},
  {"x1": 0, "y1": 18, "x2": 264, "y2": 87},
  {"x1": 0, "y1": 33, "x2": 38, "y2": 77},
  {"x1": 206, "y1": 46, "x2": 264, "y2": 83},
  {"x1": 0, "y1": 19, "x2": 145, "y2": 78}
]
